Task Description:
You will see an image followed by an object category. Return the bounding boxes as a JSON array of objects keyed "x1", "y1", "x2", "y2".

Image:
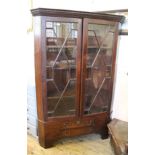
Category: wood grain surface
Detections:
[{"x1": 27, "y1": 134, "x2": 114, "y2": 155}]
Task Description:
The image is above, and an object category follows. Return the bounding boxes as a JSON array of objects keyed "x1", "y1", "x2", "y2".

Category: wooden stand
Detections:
[{"x1": 108, "y1": 119, "x2": 128, "y2": 155}]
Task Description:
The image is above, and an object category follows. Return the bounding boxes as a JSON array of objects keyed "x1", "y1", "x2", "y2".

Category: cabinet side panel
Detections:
[
  {"x1": 109, "y1": 22, "x2": 119, "y2": 115},
  {"x1": 34, "y1": 16, "x2": 46, "y2": 121}
]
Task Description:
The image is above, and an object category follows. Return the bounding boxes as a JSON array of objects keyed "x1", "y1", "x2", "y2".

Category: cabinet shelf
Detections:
[
  {"x1": 48, "y1": 109, "x2": 76, "y2": 115},
  {"x1": 84, "y1": 105, "x2": 108, "y2": 114},
  {"x1": 47, "y1": 86, "x2": 75, "y2": 98},
  {"x1": 47, "y1": 45, "x2": 76, "y2": 49},
  {"x1": 46, "y1": 79, "x2": 54, "y2": 82},
  {"x1": 46, "y1": 65, "x2": 93, "y2": 69},
  {"x1": 46, "y1": 65, "x2": 76, "y2": 69},
  {"x1": 47, "y1": 94, "x2": 92, "y2": 100},
  {"x1": 47, "y1": 95, "x2": 75, "y2": 99},
  {"x1": 48, "y1": 109, "x2": 76, "y2": 116},
  {"x1": 46, "y1": 65, "x2": 94, "y2": 70},
  {"x1": 47, "y1": 111, "x2": 54, "y2": 114},
  {"x1": 46, "y1": 45, "x2": 111, "y2": 50},
  {"x1": 46, "y1": 78, "x2": 76, "y2": 82},
  {"x1": 88, "y1": 46, "x2": 112, "y2": 49}
]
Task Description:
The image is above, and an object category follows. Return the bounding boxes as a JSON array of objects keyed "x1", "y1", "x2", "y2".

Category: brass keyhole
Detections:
[{"x1": 76, "y1": 120, "x2": 80, "y2": 124}]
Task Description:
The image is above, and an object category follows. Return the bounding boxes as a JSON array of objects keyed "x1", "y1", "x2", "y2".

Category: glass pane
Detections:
[
  {"x1": 46, "y1": 21, "x2": 78, "y2": 117},
  {"x1": 84, "y1": 23, "x2": 115, "y2": 115}
]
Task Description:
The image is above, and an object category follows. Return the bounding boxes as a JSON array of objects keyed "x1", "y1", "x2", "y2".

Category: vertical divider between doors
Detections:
[
  {"x1": 76, "y1": 19, "x2": 83, "y2": 118},
  {"x1": 80, "y1": 18, "x2": 88, "y2": 119}
]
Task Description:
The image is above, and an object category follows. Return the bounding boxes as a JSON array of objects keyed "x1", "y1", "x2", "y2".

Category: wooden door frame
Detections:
[
  {"x1": 80, "y1": 18, "x2": 119, "y2": 118},
  {"x1": 35, "y1": 16, "x2": 83, "y2": 121}
]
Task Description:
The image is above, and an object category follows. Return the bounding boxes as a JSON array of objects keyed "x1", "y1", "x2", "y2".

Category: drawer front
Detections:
[
  {"x1": 27, "y1": 114, "x2": 37, "y2": 126},
  {"x1": 27, "y1": 85, "x2": 36, "y2": 97},
  {"x1": 27, "y1": 123, "x2": 37, "y2": 137},
  {"x1": 62, "y1": 119, "x2": 95, "y2": 129},
  {"x1": 27, "y1": 93, "x2": 37, "y2": 109},
  {"x1": 27, "y1": 104, "x2": 37, "y2": 117},
  {"x1": 61, "y1": 126, "x2": 94, "y2": 137},
  {"x1": 61, "y1": 119, "x2": 96, "y2": 137}
]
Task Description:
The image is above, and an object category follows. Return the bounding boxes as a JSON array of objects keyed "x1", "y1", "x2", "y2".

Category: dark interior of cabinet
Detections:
[
  {"x1": 45, "y1": 21, "x2": 115, "y2": 117},
  {"x1": 45, "y1": 22, "x2": 78, "y2": 117}
]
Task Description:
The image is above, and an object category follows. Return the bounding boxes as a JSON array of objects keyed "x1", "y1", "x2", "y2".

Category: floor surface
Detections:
[{"x1": 27, "y1": 134, "x2": 114, "y2": 155}]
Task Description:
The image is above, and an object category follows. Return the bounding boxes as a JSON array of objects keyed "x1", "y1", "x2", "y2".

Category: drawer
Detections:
[
  {"x1": 27, "y1": 114, "x2": 37, "y2": 126},
  {"x1": 61, "y1": 126, "x2": 94, "y2": 137},
  {"x1": 27, "y1": 95, "x2": 36, "y2": 107},
  {"x1": 27, "y1": 123, "x2": 37, "y2": 137},
  {"x1": 27, "y1": 104, "x2": 37, "y2": 117},
  {"x1": 27, "y1": 86, "x2": 36, "y2": 97},
  {"x1": 61, "y1": 119, "x2": 95, "y2": 137},
  {"x1": 62, "y1": 119, "x2": 95, "y2": 129}
]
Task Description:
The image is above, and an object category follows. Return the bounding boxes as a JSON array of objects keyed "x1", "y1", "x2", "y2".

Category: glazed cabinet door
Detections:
[
  {"x1": 81, "y1": 18, "x2": 118, "y2": 116},
  {"x1": 42, "y1": 17, "x2": 82, "y2": 119}
]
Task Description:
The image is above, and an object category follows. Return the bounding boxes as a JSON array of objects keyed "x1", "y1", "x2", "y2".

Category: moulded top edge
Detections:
[{"x1": 31, "y1": 8, "x2": 125, "y2": 23}]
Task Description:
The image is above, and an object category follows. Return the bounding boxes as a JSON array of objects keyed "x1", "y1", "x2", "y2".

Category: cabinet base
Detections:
[{"x1": 38, "y1": 113, "x2": 109, "y2": 148}]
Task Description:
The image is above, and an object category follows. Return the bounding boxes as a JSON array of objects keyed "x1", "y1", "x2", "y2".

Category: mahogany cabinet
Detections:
[{"x1": 31, "y1": 8, "x2": 124, "y2": 148}]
